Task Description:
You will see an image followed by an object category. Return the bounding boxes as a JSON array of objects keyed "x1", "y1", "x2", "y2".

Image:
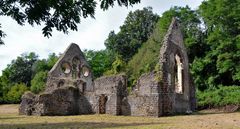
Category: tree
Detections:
[
  {"x1": 104, "y1": 7, "x2": 159, "y2": 61},
  {"x1": 191, "y1": 0, "x2": 240, "y2": 90},
  {"x1": 0, "y1": 81, "x2": 3, "y2": 103},
  {"x1": 84, "y1": 49, "x2": 115, "y2": 78},
  {"x1": 0, "y1": 24, "x2": 6, "y2": 44},
  {"x1": 32, "y1": 53, "x2": 58, "y2": 76},
  {"x1": 0, "y1": 0, "x2": 141, "y2": 44},
  {"x1": 31, "y1": 53, "x2": 58, "y2": 93},
  {"x1": 7, "y1": 52, "x2": 38, "y2": 86},
  {"x1": 0, "y1": 52, "x2": 37, "y2": 98},
  {"x1": 0, "y1": 52, "x2": 58, "y2": 103},
  {"x1": 31, "y1": 71, "x2": 48, "y2": 94},
  {"x1": 46, "y1": 53, "x2": 59, "y2": 69}
]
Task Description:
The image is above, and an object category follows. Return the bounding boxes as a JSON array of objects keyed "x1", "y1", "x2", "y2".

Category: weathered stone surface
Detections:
[
  {"x1": 34, "y1": 86, "x2": 79, "y2": 116},
  {"x1": 159, "y1": 17, "x2": 195, "y2": 115},
  {"x1": 20, "y1": 86, "x2": 79, "y2": 116},
  {"x1": 94, "y1": 74, "x2": 128, "y2": 115},
  {"x1": 127, "y1": 72, "x2": 161, "y2": 117},
  {"x1": 19, "y1": 43, "x2": 95, "y2": 116},
  {"x1": 19, "y1": 18, "x2": 195, "y2": 117},
  {"x1": 19, "y1": 92, "x2": 36, "y2": 115},
  {"x1": 45, "y1": 43, "x2": 94, "y2": 93},
  {"x1": 127, "y1": 94, "x2": 160, "y2": 117},
  {"x1": 132, "y1": 72, "x2": 160, "y2": 96}
]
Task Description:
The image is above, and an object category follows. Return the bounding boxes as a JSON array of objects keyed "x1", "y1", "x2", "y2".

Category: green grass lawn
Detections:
[{"x1": 0, "y1": 104, "x2": 239, "y2": 129}]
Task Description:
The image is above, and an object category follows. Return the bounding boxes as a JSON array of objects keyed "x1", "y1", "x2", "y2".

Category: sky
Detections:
[{"x1": 0, "y1": 0, "x2": 203, "y2": 75}]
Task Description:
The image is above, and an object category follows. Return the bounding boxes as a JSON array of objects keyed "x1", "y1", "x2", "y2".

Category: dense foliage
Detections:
[
  {"x1": 83, "y1": 49, "x2": 115, "y2": 78},
  {"x1": 0, "y1": 53, "x2": 58, "y2": 103},
  {"x1": 197, "y1": 86, "x2": 240, "y2": 108},
  {"x1": 104, "y1": 7, "x2": 159, "y2": 61},
  {"x1": 191, "y1": 0, "x2": 240, "y2": 91},
  {"x1": 30, "y1": 71, "x2": 48, "y2": 94},
  {"x1": 5, "y1": 83, "x2": 28, "y2": 104}
]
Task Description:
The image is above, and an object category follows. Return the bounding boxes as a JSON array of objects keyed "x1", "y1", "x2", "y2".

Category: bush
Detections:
[
  {"x1": 197, "y1": 86, "x2": 240, "y2": 109},
  {"x1": 6, "y1": 83, "x2": 28, "y2": 103},
  {"x1": 103, "y1": 56, "x2": 127, "y2": 76},
  {"x1": 30, "y1": 71, "x2": 48, "y2": 94}
]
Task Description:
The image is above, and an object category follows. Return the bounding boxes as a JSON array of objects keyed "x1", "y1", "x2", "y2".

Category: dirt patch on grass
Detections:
[
  {"x1": 0, "y1": 104, "x2": 19, "y2": 114},
  {"x1": 199, "y1": 105, "x2": 240, "y2": 113},
  {"x1": 222, "y1": 105, "x2": 240, "y2": 112}
]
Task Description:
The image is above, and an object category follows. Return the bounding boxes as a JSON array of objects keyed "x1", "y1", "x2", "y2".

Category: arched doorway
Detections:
[{"x1": 99, "y1": 94, "x2": 108, "y2": 114}]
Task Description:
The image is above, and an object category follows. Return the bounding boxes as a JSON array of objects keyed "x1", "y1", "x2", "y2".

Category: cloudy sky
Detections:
[{"x1": 0, "y1": 0, "x2": 203, "y2": 75}]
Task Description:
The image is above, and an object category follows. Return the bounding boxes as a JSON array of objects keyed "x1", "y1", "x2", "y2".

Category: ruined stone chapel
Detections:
[{"x1": 19, "y1": 18, "x2": 196, "y2": 117}]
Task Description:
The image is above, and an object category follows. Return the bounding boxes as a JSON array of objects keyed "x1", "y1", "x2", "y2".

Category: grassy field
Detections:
[{"x1": 0, "y1": 105, "x2": 239, "y2": 129}]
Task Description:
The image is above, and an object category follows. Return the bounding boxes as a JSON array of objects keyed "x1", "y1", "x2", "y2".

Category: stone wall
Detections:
[
  {"x1": 19, "y1": 86, "x2": 79, "y2": 116},
  {"x1": 19, "y1": 92, "x2": 36, "y2": 115},
  {"x1": 36, "y1": 86, "x2": 79, "y2": 116},
  {"x1": 133, "y1": 72, "x2": 160, "y2": 96},
  {"x1": 159, "y1": 18, "x2": 194, "y2": 115},
  {"x1": 94, "y1": 74, "x2": 128, "y2": 115},
  {"x1": 126, "y1": 72, "x2": 162, "y2": 117}
]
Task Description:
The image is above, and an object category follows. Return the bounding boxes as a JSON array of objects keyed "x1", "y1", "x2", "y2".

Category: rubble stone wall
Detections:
[
  {"x1": 94, "y1": 74, "x2": 128, "y2": 115},
  {"x1": 159, "y1": 18, "x2": 194, "y2": 115},
  {"x1": 126, "y1": 72, "x2": 162, "y2": 117},
  {"x1": 19, "y1": 86, "x2": 79, "y2": 116}
]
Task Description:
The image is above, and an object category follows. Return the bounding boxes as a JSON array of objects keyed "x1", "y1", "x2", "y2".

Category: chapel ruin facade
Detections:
[{"x1": 19, "y1": 18, "x2": 196, "y2": 117}]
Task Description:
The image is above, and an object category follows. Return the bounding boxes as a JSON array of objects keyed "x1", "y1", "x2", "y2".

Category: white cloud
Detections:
[{"x1": 0, "y1": 0, "x2": 203, "y2": 75}]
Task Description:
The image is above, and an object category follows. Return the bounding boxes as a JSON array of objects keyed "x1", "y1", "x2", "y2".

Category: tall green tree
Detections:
[
  {"x1": 0, "y1": 0, "x2": 141, "y2": 44},
  {"x1": 84, "y1": 49, "x2": 115, "y2": 78},
  {"x1": 32, "y1": 53, "x2": 58, "y2": 75},
  {"x1": 0, "y1": 52, "x2": 38, "y2": 103},
  {"x1": 104, "y1": 7, "x2": 159, "y2": 61},
  {"x1": 191, "y1": 0, "x2": 240, "y2": 90},
  {"x1": 31, "y1": 53, "x2": 58, "y2": 93},
  {"x1": 31, "y1": 71, "x2": 48, "y2": 94},
  {"x1": 0, "y1": 81, "x2": 3, "y2": 103},
  {"x1": 0, "y1": 52, "x2": 58, "y2": 103},
  {"x1": 7, "y1": 52, "x2": 38, "y2": 86}
]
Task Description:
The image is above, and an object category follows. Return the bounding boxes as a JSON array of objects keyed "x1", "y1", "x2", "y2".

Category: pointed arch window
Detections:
[{"x1": 174, "y1": 54, "x2": 183, "y2": 94}]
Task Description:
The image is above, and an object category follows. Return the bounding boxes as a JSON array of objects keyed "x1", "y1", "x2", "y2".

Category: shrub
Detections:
[
  {"x1": 104, "y1": 56, "x2": 127, "y2": 76},
  {"x1": 197, "y1": 86, "x2": 240, "y2": 109},
  {"x1": 6, "y1": 83, "x2": 28, "y2": 103}
]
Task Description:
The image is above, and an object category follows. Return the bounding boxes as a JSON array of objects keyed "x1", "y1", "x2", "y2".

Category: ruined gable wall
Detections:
[
  {"x1": 20, "y1": 43, "x2": 96, "y2": 116},
  {"x1": 159, "y1": 18, "x2": 194, "y2": 115},
  {"x1": 45, "y1": 43, "x2": 94, "y2": 93}
]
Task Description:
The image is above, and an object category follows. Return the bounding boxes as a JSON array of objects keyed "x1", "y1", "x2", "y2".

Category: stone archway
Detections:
[{"x1": 99, "y1": 94, "x2": 108, "y2": 114}]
